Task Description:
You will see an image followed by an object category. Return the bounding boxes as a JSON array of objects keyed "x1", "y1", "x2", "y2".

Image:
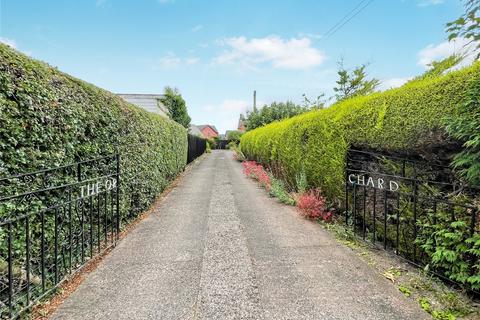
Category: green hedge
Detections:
[
  {"x1": 240, "y1": 62, "x2": 480, "y2": 202},
  {"x1": 0, "y1": 44, "x2": 187, "y2": 222}
]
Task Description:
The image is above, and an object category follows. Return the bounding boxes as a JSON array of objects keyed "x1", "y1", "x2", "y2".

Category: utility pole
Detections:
[{"x1": 253, "y1": 90, "x2": 257, "y2": 112}]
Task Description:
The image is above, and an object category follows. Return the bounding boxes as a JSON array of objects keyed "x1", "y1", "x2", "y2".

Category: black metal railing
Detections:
[
  {"x1": 0, "y1": 155, "x2": 120, "y2": 318},
  {"x1": 187, "y1": 134, "x2": 207, "y2": 164},
  {"x1": 345, "y1": 149, "x2": 479, "y2": 291}
]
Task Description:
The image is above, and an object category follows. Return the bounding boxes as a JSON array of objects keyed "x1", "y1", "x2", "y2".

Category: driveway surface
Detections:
[{"x1": 52, "y1": 150, "x2": 428, "y2": 320}]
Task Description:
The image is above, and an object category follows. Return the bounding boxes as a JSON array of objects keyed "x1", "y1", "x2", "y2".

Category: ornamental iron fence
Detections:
[
  {"x1": 345, "y1": 149, "x2": 479, "y2": 291},
  {"x1": 0, "y1": 155, "x2": 120, "y2": 318}
]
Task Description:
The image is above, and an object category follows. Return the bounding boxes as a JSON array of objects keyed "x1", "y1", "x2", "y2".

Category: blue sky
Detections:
[{"x1": 0, "y1": 0, "x2": 470, "y2": 133}]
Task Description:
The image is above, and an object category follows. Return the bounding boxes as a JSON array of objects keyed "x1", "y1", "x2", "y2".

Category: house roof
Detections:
[
  {"x1": 188, "y1": 124, "x2": 204, "y2": 137},
  {"x1": 197, "y1": 124, "x2": 218, "y2": 133},
  {"x1": 117, "y1": 93, "x2": 168, "y2": 117}
]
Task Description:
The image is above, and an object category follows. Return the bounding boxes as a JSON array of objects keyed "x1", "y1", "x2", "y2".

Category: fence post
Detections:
[
  {"x1": 77, "y1": 161, "x2": 82, "y2": 182},
  {"x1": 40, "y1": 210, "x2": 46, "y2": 292},
  {"x1": 8, "y1": 222, "x2": 13, "y2": 318},
  {"x1": 116, "y1": 153, "x2": 120, "y2": 241},
  {"x1": 412, "y1": 182, "x2": 418, "y2": 262},
  {"x1": 344, "y1": 156, "x2": 349, "y2": 226},
  {"x1": 54, "y1": 207, "x2": 59, "y2": 284},
  {"x1": 384, "y1": 190, "x2": 388, "y2": 250},
  {"x1": 373, "y1": 188, "x2": 376, "y2": 243},
  {"x1": 362, "y1": 185, "x2": 366, "y2": 240},
  {"x1": 25, "y1": 216, "x2": 31, "y2": 307}
]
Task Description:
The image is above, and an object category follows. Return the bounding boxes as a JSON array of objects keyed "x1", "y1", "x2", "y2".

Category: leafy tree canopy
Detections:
[
  {"x1": 244, "y1": 101, "x2": 311, "y2": 131},
  {"x1": 446, "y1": 0, "x2": 480, "y2": 59},
  {"x1": 333, "y1": 60, "x2": 380, "y2": 102},
  {"x1": 227, "y1": 130, "x2": 243, "y2": 142},
  {"x1": 160, "y1": 86, "x2": 191, "y2": 128}
]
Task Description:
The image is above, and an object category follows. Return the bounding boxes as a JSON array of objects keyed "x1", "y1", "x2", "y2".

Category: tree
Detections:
[
  {"x1": 226, "y1": 130, "x2": 243, "y2": 142},
  {"x1": 160, "y1": 87, "x2": 191, "y2": 128},
  {"x1": 446, "y1": 0, "x2": 480, "y2": 59},
  {"x1": 333, "y1": 60, "x2": 379, "y2": 102},
  {"x1": 244, "y1": 101, "x2": 310, "y2": 131}
]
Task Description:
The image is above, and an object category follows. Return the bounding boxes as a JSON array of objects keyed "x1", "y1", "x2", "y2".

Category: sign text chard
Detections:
[{"x1": 348, "y1": 174, "x2": 399, "y2": 192}]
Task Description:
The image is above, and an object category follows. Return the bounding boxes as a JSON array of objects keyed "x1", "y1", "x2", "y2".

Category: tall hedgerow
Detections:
[
  {"x1": 445, "y1": 74, "x2": 480, "y2": 187},
  {"x1": 240, "y1": 61, "x2": 480, "y2": 202},
  {"x1": 0, "y1": 43, "x2": 187, "y2": 222}
]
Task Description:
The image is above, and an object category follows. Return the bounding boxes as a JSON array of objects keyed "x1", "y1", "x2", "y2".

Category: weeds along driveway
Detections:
[{"x1": 51, "y1": 150, "x2": 428, "y2": 320}]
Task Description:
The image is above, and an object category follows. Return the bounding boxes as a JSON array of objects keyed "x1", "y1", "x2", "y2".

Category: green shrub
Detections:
[
  {"x1": 295, "y1": 169, "x2": 308, "y2": 194},
  {"x1": 240, "y1": 61, "x2": 480, "y2": 202},
  {"x1": 268, "y1": 176, "x2": 295, "y2": 205},
  {"x1": 230, "y1": 143, "x2": 246, "y2": 162},
  {"x1": 445, "y1": 75, "x2": 480, "y2": 187},
  {"x1": 0, "y1": 43, "x2": 187, "y2": 223}
]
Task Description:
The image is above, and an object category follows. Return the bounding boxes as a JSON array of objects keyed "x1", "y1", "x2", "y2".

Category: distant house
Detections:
[
  {"x1": 189, "y1": 124, "x2": 204, "y2": 137},
  {"x1": 117, "y1": 94, "x2": 169, "y2": 117},
  {"x1": 238, "y1": 114, "x2": 246, "y2": 132},
  {"x1": 197, "y1": 125, "x2": 218, "y2": 139},
  {"x1": 188, "y1": 124, "x2": 218, "y2": 139}
]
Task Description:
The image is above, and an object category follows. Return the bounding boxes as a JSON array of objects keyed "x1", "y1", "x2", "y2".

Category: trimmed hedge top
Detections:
[
  {"x1": 240, "y1": 62, "x2": 480, "y2": 201},
  {"x1": 0, "y1": 44, "x2": 187, "y2": 221}
]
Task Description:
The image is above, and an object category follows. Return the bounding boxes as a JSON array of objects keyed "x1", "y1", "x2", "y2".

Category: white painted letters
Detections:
[
  {"x1": 348, "y1": 174, "x2": 356, "y2": 184},
  {"x1": 389, "y1": 180, "x2": 399, "y2": 192},
  {"x1": 80, "y1": 178, "x2": 117, "y2": 198},
  {"x1": 366, "y1": 177, "x2": 375, "y2": 187},
  {"x1": 348, "y1": 174, "x2": 400, "y2": 192}
]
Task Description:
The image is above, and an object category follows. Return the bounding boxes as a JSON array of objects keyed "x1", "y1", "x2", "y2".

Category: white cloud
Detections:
[
  {"x1": 0, "y1": 37, "x2": 17, "y2": 49},
  {"x1": 157, "y1": 53, "x2": 199, "y2": 69},
  {"x1": 214, "y1": 36, "x2": 326, "y2": 70},
  {"x1": 417, "y1": 37, "x2": 477, "y2": 67},
  {"x1": 192, "y1": 24, "x2": 203, "y2": 32},
  {"x1": 159, "y1": 53, "x2": 181, "y2": 69},
  {"x1": 379, "y1": 77, "x2": 412, "y2": 91},
  {"x1": 417, "y1": 0, "x2": 444, "y2": 7}
]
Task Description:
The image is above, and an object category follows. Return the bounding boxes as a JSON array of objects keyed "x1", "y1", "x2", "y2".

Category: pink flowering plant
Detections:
[
  {"x1": 296, "y1": 188, "x2": 332, "y2": 222},
  {"x1": 242, "y1": 161, "x2": 271, "y2": 191},
  {"x1": 242, "y1": 162, "x2": 333, "y2": 222}
]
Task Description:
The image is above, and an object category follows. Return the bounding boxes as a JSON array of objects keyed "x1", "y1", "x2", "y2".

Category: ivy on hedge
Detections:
[
  {"x1": 0, "y1": 43, "x2": 188, "y2": 223},
  {"x1": 240, "y1": 61, "x2": 480, "y2": 202}
]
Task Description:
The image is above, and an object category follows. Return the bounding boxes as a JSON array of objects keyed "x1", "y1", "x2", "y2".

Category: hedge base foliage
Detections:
[
  {"x1": 0, "y1": 44, "x2": 187, "y2": 223},
  {"x1": 240, "y1": 62, "x2": 480, "y2": 202}
]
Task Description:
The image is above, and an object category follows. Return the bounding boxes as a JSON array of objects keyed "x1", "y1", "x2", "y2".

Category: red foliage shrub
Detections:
[
  {"x1": 242, "y1": 161, "x2": 271, "y2": 191},
  {"x1": 296, "y1": 188, "x2": 332, "y2": 221}
]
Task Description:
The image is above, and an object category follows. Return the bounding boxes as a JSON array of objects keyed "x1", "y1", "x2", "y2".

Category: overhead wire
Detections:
[{"x1": 323, "y1": 0, "x2": 375, "y2": 39}]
